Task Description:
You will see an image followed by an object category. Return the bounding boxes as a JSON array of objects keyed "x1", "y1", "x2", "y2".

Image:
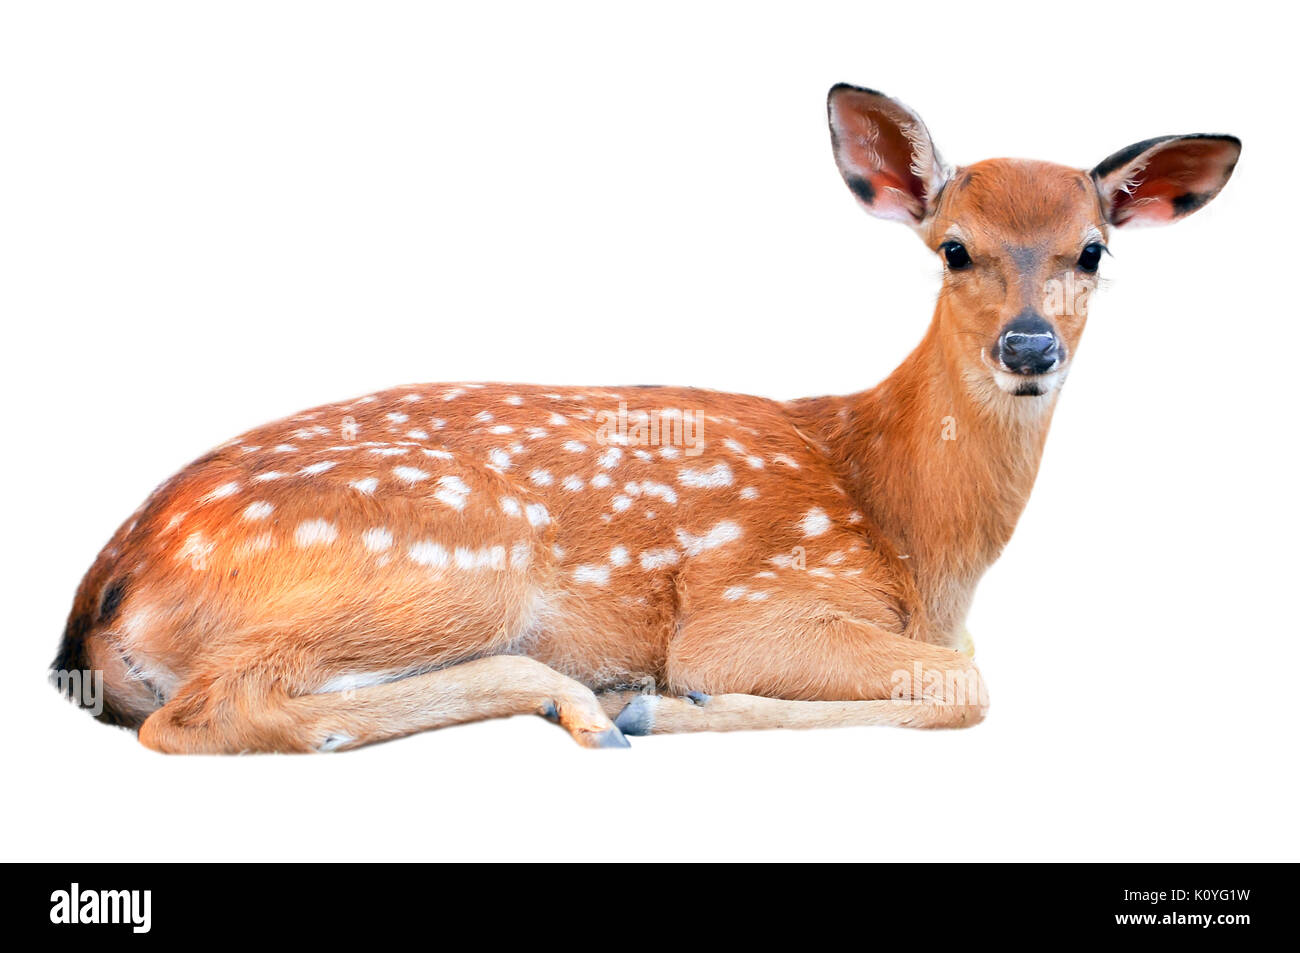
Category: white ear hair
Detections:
[
  {"x1": 1091, "y1": 134, "x2": 1240, "y2": 228},
  {"x1": 828, "y1": 84, "x2": 950, "y2": 226}
]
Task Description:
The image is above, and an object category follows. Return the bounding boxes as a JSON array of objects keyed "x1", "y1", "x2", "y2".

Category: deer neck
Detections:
[{"x1": 792, "y1": 300, "x2": 1059, "y2": 640}]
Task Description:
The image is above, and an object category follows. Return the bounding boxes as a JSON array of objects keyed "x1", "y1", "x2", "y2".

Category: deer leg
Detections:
[
  {"x1": 615, "y1": 600, "x2": 987, "y2": 735},
  {"x1": 614, "y1": 689, "x2": 982, "y2": 735},
  {"x1": 138, "y1": 655, "x2": 629, "y2": 753}
]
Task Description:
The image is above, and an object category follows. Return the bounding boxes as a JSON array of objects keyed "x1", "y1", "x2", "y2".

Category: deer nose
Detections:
[{"x1": 997, "y1": 316, "x2": 1061, "y2": 375}]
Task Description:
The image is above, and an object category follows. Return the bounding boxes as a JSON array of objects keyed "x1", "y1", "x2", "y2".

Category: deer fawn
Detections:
[{"x1": 52, "y1": 85, "x2": 1239, "y2": 752}]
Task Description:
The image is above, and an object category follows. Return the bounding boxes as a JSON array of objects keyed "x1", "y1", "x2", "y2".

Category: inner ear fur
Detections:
[{"x1": 1092, "y1": 134, "x2": 1240, "y2": 227}]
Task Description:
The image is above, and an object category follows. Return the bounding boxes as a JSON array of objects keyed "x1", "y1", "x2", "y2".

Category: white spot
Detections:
[
  {"x1": 639, "y1": 547, "x2": 680, "y2": 570},
  {"x1": 723, "y1": 438, "x2": 747, "y2": 454},
  {"x1": 489, "y1": 424, "x2": 515, "y2": 435},
  {"x1": 401, "y1": 393, "x2": 423, "y2": 403},
  {"x1": 362, "y1": 527, "x2": 393, "y2": 552},
  {"x1": 430, "y1": 418, "x2": 446, "y2": 430},
  {"x1": 422, "y1": 449, "x2": 453, "y2": 460},
  {"x1": 500, "y1": 496, "x2": 522, "y2": 517},
  {"x1": 590, "y1": 473, "x2": 612, "y2": 489},
  {"x1": 474, "y1": 411, "x2": 494, "y2": 422},
  {"x1": 349, "y1": 477, "x2": 379, "y2": 495},
  {"x1": 610, "y1": 545, "x2": 630, "y2": 567},
  {"x1": 386, "y1": 412, "x2": 409, "y2": 424},
  {"x1": 848, "y1": 511, "x2": 864, "y2": 524},
  {"x1": 202, "y1": 481, "x2": 240, "y2": 502},
  {"x1": 640, "y1": 481, "x2": 678, "y2": 504},
  {"x1": 488, "y1": 448, "x2": 512, "y2": 470},
  {"x1": 746, "y1": 456, "x2": 765, "y2": 469},
  {"x1": 442, "y1": 388, "x2": 465, "y2": 401},
  {"x1": 574, "y1": 565, "x2": 610, "y2": 586},
  {"x1": 824, "y1": 550, "x2": 846, "y2": 565},
  {"x1": 239, "y1": 531, "x2": 275, "y2": 555},
  {"x1": 611, "y1": 495, "x2": 632, "y2": 512},
  {"x1": 393, "y1": 466, "x2": 430, "y2": 484},
  {"x1": 242, "y1": 501, "x2": 274, "y2": 521},
  {"x1": 723, "y1": 585, "x2": 748, "y2": 601},
  {"x1": 561, "y1": 475, "x2": 584, "y2": 491},
  {"x1": 300, "y1": 460, "x2": 337, "y2": 476},
  {"x1": 510, "y1": 541, "x2": 532, "y2": 569},
  {"x1": 548, "y1": 412, "x2": 568, "y2": 426},
  {"x1": 295, "y1": 519, "x2": 338, "y2": 547},
  {"x1": 747, "y1": 590, "x2": 771, "y2": 602},
  {"x1": 455, "y1": 545, "x2": 506, "y2": 570},
  {"x1": 677, "y1": 520, "x2": 743, "y2": 556},
  {"x1": 435, "y1": 475, "x2": 471, "y2": 510},
  {"x1": 408, "y1": 541, "x2": 450, "y2": 567},
  {"x1": 504, "y1": 395, "x2": 525, "y2": 406},
  {"x1": 772, "y1": 454, "x2": 800, "y2": 468},
  {"x1": 563, "y1": 440, "x2": 588, "y2": 453},
  {"x1": 597, "y1": 447, "x2": 623, "y2": 469},
  {"x1": 659, "y1": 446, "x2": 681, "y2": 459},
  {"x1": 524, "y1": 502, "x2": 550, "y2": 527},
  {"x1": 273, "y1": 444, "x2": 297, "y2": 453},
  {"x1": 177, "y1": 532, "x2": 214, "y2": 571},
  {"x1": 740, "y1": 486, "x2": 760, "y2": 500},
  {"x1": 529, "y1": 469, "x2": 553, "y2": 487},
  {"x1": 406, "y1": 429, "x2": 429, "y2": 440},
  {"x1": 633, "y1": 449, "x2": 653, "y2": 461},
  {"x1": 369, "y1": 447, "x2": 408, "y2": 457},
  {"x1": 809, "y1": 568, "x2": 835, "y2": 578},
  {"x1": 678, "y1": 462, "x2": 733, "y2": 489},
  {"x1": 801, "y1": 507, "x2": 832, "y2": 537}
]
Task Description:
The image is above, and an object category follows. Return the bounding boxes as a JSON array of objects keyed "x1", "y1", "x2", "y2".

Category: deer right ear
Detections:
[{"x1": 827, "y1": 84, "x2": 950, "y2": 225}]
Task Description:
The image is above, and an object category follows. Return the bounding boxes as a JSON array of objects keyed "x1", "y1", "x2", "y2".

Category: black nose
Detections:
[{"x1": 997, "y1": 315, "x2": 1061, "y2": 375}]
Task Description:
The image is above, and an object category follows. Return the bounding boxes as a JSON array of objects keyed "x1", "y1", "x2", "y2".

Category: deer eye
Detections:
[
  {"x1": 1078, "y1": 243, "x2": 1105, "y2": 273},
  {"x1": 940, "y1": 241, "x2": 971, "y2": 270}
]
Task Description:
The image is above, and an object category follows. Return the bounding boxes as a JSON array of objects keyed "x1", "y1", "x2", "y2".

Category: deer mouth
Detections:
[{"x1": 982, "y1": 351, "x2": 1068, "y2": 397}]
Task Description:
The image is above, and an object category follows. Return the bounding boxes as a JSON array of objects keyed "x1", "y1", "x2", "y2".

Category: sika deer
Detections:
[{"x1": 51, "y1": 85, "x2": 1239, "y2": 751}]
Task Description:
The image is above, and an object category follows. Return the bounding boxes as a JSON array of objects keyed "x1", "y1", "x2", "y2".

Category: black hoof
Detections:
[
  {"x1": 614, "y1": 695, "x2": 657, "y2": 735},
  {"x1": 586, "y1": 726, "x2": 631, "y2": 749}
]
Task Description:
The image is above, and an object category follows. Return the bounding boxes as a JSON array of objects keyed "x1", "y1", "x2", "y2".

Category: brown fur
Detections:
[{"x1": 52, "y1": 85, "x2": 1239, "y2": 751}]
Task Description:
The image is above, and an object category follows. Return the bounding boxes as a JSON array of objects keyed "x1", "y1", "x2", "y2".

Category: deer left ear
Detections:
[{"x1": 1092, "y1": 134, "x2": 1240, "y2": 227}]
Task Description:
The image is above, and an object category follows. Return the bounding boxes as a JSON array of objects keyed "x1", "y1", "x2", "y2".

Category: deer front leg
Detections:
[
  {"x1": 614, "y1": 594, "x2": 986, "y2": 735},
  {"x1": 139, "y1": 655, "x2": 630, "y2": 753}
]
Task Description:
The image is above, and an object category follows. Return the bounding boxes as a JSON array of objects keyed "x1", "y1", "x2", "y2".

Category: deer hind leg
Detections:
[
  {"x1": 138, "y1": 655, "x2": 630, "y2": 753},
  {"x1": 614, "y1": 596, "x2": 987, "y2": 736}
]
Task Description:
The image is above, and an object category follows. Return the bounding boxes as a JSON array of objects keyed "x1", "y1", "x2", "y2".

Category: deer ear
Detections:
[
  {"x1": 1092, "y1": 134, "x2": 1240, "y2": 227},
  {"x1": 827, "y1": 84, "x2": 950, "y2": 225}
]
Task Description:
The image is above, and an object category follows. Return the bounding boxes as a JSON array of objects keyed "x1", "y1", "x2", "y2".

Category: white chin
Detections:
[{"x1": 992, "y1": 367, "x2": 1065, "y2": 397}]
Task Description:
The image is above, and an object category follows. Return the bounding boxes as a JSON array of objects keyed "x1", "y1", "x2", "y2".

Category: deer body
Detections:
[{"x1": 53, "y1": 85, "x2": 1239, "y2": 751}]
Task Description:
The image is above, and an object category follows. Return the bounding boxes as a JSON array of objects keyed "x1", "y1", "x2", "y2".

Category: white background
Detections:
[{"x1": 3, "y1": 2, "x2": 1296, "y2": 861}]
